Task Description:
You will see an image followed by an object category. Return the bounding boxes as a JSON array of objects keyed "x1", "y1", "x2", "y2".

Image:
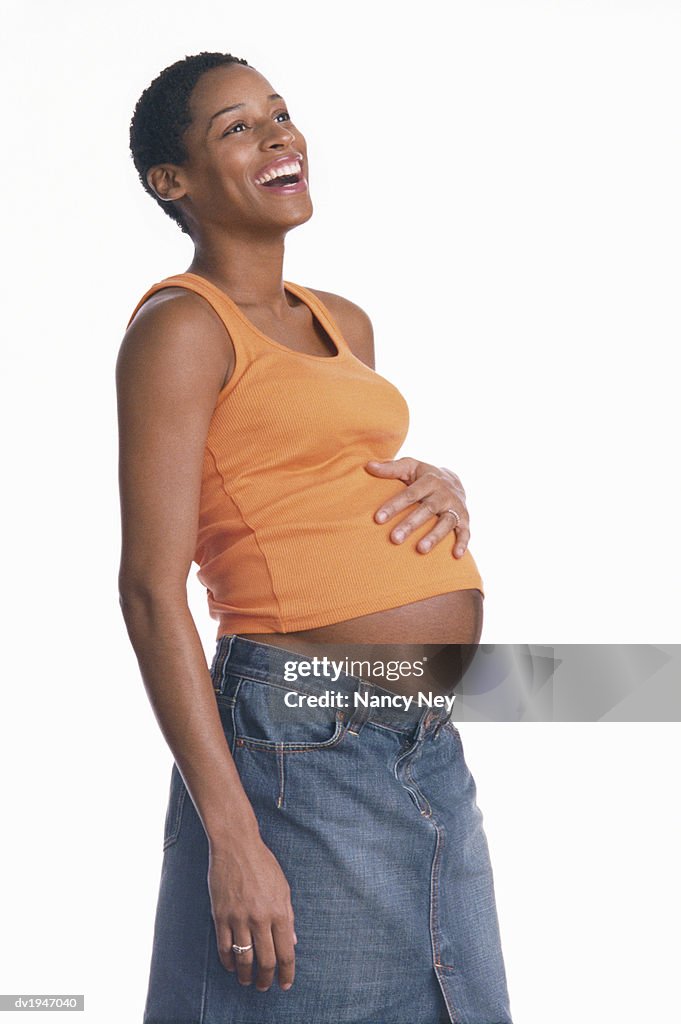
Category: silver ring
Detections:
[
  {"x1": 232, "y1": 943, "x2": 254, "y2": 954},
  {"x1": 442, "y1": 508, "x2": 461, "y2": 527}
]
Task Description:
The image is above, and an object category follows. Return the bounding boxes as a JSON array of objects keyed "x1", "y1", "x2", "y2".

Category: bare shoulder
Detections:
[
  {"x1": 307, "y1": 288, "x2": 375, "y2": 369},
  {"x1": 117, "y1": 286, "x2": 235, "y2": 398},
  {"x1": 121, "y1": 286, "x2": 231, "y2": 351}
]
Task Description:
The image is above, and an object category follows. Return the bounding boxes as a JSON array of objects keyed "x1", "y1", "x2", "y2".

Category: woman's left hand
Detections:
[{"x1": 364, "y1": 458, "x2": 470, "y2": 558}]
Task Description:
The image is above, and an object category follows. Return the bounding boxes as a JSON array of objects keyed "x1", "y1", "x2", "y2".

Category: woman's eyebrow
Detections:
[{"x1": 207, "y1": 94, "x2": 284, "y2": 131}]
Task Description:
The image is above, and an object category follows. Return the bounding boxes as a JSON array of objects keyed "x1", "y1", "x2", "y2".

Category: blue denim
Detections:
[{"x1": 143, "y1": 635, "x2": 513, "y2": 1024}]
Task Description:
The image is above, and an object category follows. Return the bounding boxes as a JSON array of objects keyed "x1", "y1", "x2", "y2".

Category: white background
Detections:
[{"x1": 1, "y1": 1, "x2": 679, "y2": 1022}]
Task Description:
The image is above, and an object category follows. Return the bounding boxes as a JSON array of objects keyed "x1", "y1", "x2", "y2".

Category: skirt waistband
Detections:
[{"x1": 209, "y1": 634, "x2": 455, "y2": 737}]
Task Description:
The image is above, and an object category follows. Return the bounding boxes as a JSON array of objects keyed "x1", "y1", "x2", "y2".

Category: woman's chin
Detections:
[{"x1": 283, "y1": 196, "x2": 314, "y2": 228}]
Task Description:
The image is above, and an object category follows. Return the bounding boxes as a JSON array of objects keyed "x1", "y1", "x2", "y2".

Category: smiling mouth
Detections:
[
  {"x1": 254, "y1": 157, "x2": 305, "y2": 188},
  {"x1": 261, "y1": 173, "x2": 300, "y2": 187}
]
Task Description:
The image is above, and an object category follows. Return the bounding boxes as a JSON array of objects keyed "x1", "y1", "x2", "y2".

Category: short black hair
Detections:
[{"x1": 129, "y1": 52, "x2": 250, "y2": 234}]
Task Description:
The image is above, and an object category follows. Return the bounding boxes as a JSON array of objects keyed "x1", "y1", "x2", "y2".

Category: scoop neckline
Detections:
[{"x1": 181, "y1": 272, "x2": 346, "y2": 362}]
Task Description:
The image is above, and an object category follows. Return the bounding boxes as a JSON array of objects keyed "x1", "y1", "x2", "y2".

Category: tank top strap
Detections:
[
  {"x1": 127, "y1": 272, "x2": 351, "y2": 360},
  {"x1": 282, "y1": 281, "x2": 351, "y2": 356},
  {"x1": 127, "y1": 272, "x2": 255, "y2": 345}
]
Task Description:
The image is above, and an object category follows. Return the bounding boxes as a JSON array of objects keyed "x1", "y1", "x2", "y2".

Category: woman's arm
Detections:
[{"x1": 116, "y1": 291, "x2": 296, "y2": 992}]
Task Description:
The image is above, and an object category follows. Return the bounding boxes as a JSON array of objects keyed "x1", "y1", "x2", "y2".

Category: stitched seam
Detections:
[
  {"x1": 220, "y1": 666, "x2": 374, "y2": 695},
  {"x1": 215, "y1": 697, "x2": 236, "y2": 708},
  {"x1": 430, "y1": 820, "x2": 462, "y2": 1021},
  {"x1": 162, "y1": 770, "x2": 187, "y2": 850},
  {"x1": 276, "y1": 744, "x2": 285, "y2": 808},
  {"x1": 204, "y1": 441, "x2": 284, "y2": 626},
  {"x1": 363, "y1": 719, "x2": 419, "y2": 738},
  {"x1": 231, "y1": 677, "x2": 347, "y2": 752},
  {"x1": 405, "y1": 759, "x2": 432, "y2": 817},
  {"x1": 226, "y1": 672, "x2": 347, "y2": 695},
  {"x1": 229, "y1": 684, "x2": 241, "y2": 756},
  {"x1": 391, "y1": 740, "x2": 460, "y2": 1018},
  {"x1": 216, "y1": 581, "x2": 485, "y2": 634},
  {"x1": 220, "y1": 675, "x2": 427, "y2": 739},
  {"x1": 234, "y1": 722, "x2": 346, "y2": 753},
  {"x1": 199, "y1": 1020, "x2": 453, "y2": 1024},
  {"x1": 198, "y1": 880, "x2": 214, "y2": 1024},
  {"x1": 210, "y1": 636, "x2": 234, "y2": 694},
  {"x1": 430, "y1": 826, "x2": 445, "y2": 966}
]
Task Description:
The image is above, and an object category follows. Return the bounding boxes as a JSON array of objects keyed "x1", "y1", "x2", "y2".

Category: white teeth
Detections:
[{"x1": 255, "y1": 159, "x2": 301, "y2": 185}]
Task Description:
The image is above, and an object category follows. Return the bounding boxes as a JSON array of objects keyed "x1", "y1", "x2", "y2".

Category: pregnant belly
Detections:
[{"x1": 238, "y1": 587, "x2": 483, "y2": 696}]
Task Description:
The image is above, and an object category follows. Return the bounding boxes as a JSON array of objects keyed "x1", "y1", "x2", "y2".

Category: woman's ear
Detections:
[{"x1": 146, "y1": 164, "x2": 188, "y2": 203}]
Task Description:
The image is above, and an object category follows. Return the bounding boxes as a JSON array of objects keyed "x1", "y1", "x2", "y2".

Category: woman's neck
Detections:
[{"x1": 187, "y1": 231, "x2": 290, "y2": 311}]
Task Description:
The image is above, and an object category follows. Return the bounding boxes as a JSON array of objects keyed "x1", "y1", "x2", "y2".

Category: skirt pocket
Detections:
[
  {"x1": 231, "y1": 676, "x2": 347, "y2": 752},
  {"x1": 229, "y1": 676, "x2": 349, "y2": 812}
]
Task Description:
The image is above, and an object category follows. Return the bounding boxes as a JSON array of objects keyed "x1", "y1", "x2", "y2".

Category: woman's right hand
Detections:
[{"x1": 208, "y1": 837, "x2": 298, "y2": 992}]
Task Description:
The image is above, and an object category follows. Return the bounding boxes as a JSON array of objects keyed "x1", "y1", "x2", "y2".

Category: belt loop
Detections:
[
  {"x1": 432, "y1": 708, "x2": 452, "y2": 740},
  {"x1": 346, "y1": 680, "x2": 372, "y2": 736},
  {"x1": 416, "y1": 707, "x2": 448, "y2": 742},
  {"x1": 212, "y1": 633, "x2": 236, "y2": 695},
  {"x1": 414, "y1": 707, "x2": 432, "y2": 741}
]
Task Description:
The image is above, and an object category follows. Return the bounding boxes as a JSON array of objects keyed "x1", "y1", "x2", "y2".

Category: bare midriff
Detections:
[{"x1": 237, "y1": 587, "x2": 483, "y2": 698}]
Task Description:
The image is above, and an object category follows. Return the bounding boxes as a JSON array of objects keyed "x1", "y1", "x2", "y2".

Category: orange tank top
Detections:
[{"x1": 128, "y1": 273, "x2": 484, "y2": 637}]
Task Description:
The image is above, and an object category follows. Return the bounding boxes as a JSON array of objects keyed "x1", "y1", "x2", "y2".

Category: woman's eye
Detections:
[
  {"x1": 223, "y1": 122, "x2": 248, "y2": 136},
  {"x1": 221, "y1": 111, "x2": 291, "y2": 137}
]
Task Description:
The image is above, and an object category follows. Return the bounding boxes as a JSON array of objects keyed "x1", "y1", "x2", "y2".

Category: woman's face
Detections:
[{"x1": 167, "y1": 63, "x2": 313, "y2": 237}]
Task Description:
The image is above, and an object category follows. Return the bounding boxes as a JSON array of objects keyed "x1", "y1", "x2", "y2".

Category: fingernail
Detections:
[
  {"x1": 282, "y1": 983, "x2": 293, "y2": 991},
  {"x1": 420, "y1": 541, "x2": 431, "y2": 551},
  {"x1": 393, "y1": 530, "x2": 404, "y2": 542},
  {"x1": 376, "y1": 511, "x2": 387, "y2": 522}
]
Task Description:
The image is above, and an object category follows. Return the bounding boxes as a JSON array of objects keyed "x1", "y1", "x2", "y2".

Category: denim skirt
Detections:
[{"x1": 143, "y1": 635, "x2": 513, "y2": 1024}]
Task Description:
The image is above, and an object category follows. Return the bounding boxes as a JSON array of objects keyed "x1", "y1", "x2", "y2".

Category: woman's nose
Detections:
[{"x1": 263, "y1": 121, "x2": 296, "y2": 149}]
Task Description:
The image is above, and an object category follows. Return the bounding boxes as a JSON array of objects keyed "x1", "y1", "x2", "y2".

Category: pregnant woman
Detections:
[{"x1": 118, "y1": 52, "x2": 513, "y2": 1024}]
